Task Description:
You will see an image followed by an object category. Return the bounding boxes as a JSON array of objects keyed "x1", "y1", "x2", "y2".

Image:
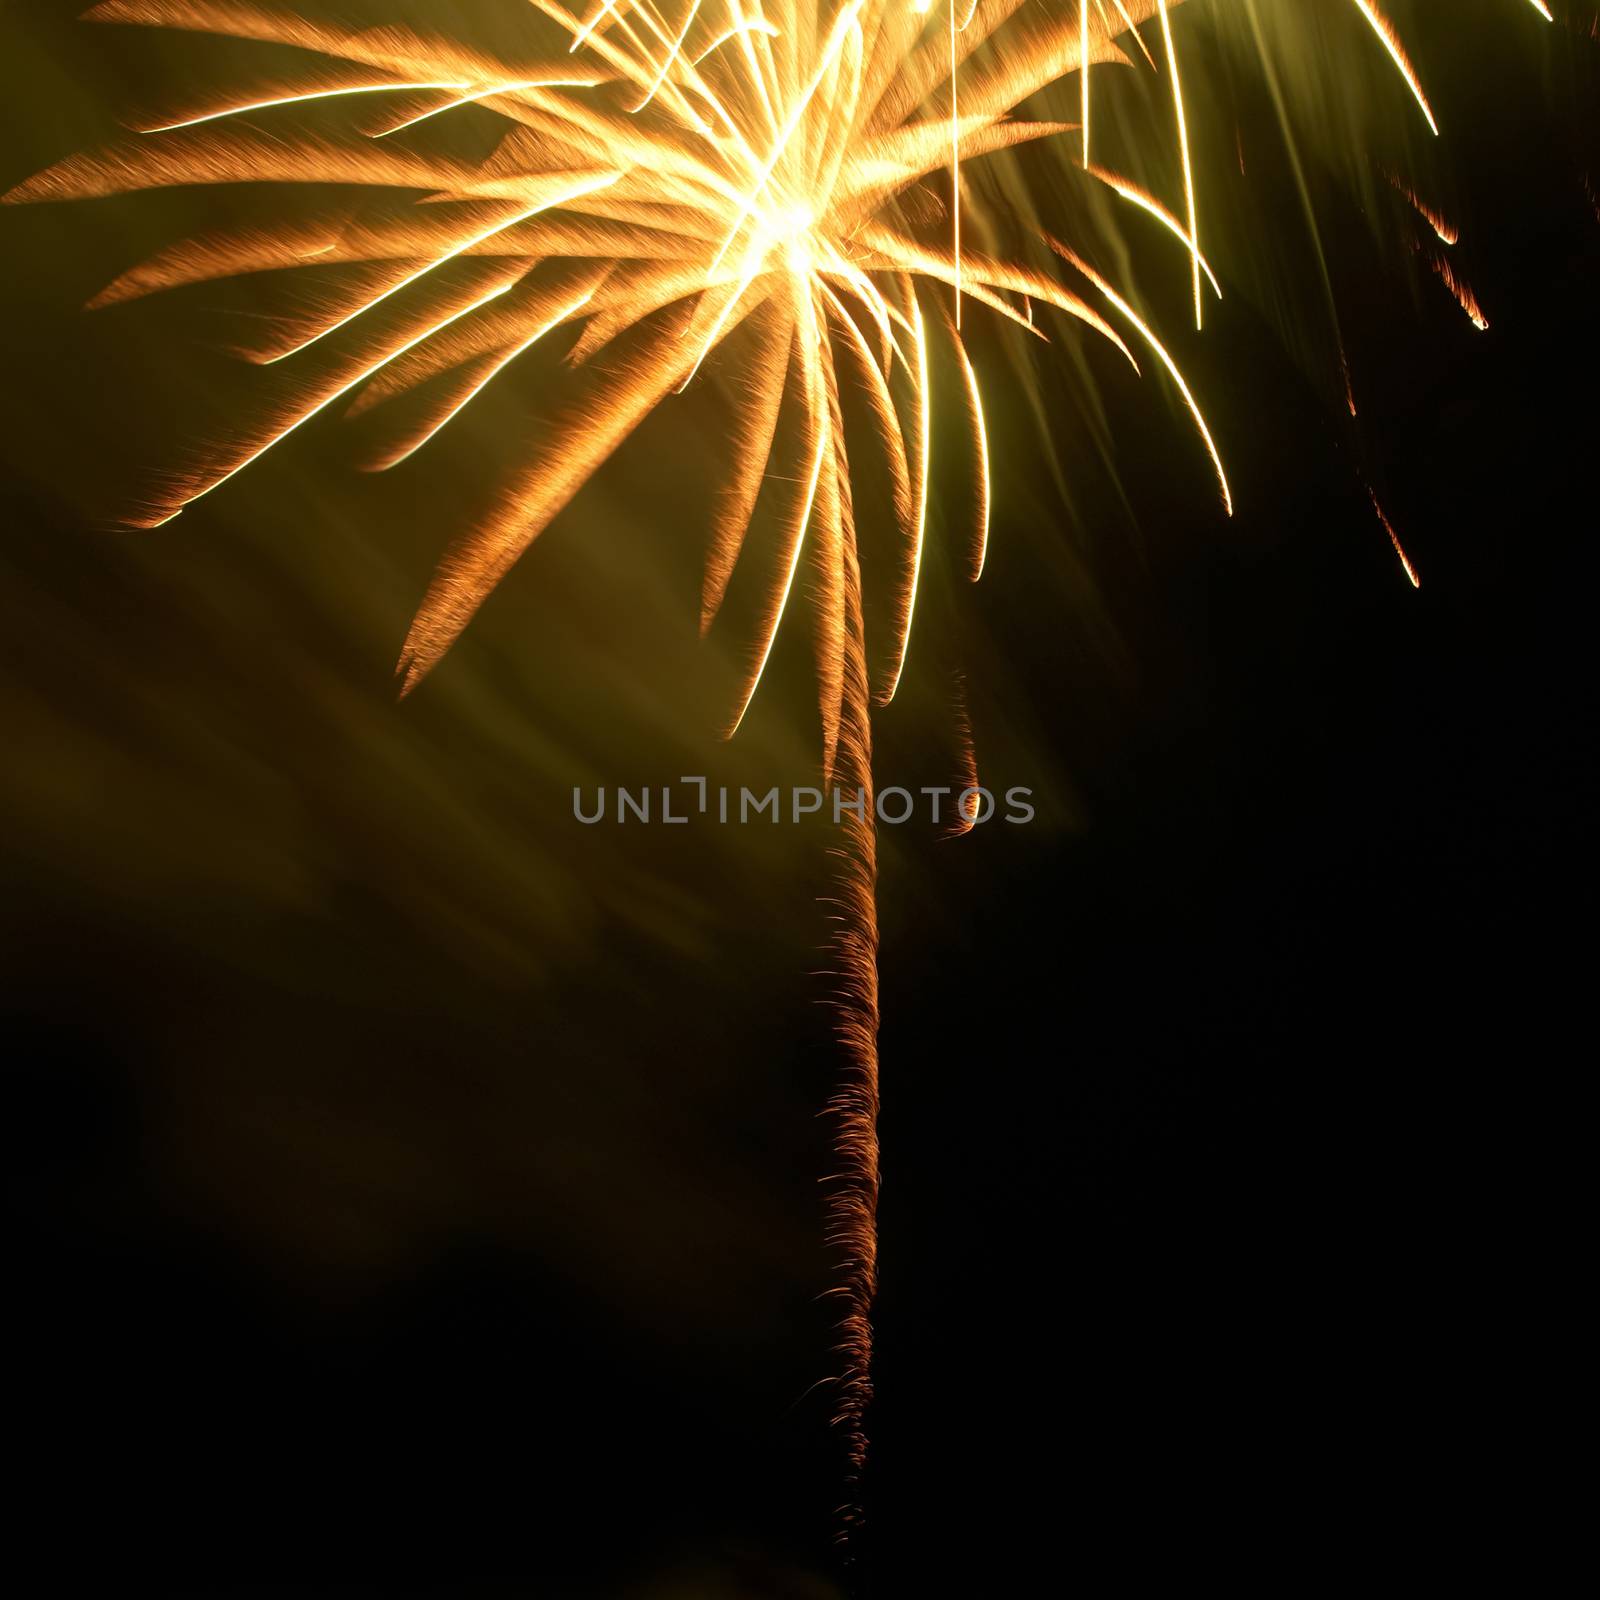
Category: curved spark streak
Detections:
[
  {"x1": 693, "y1": 18, "x2": 781, "y2": 63},
  {"x1": 137, "y1": 80, "x2": 471, "y2": 131},
  {"x1": 1049, "y1": 237, "x2": 1233, "y2": 517},
  {"x1": 574, "y1": 0, "x2": 624, "y2": 51},
  {"x1": 362, "y1": 287, "x2": 600, "y2": 469},
  {"x1": 1089, "y1": 165, "x2": 1224, "y2": 297},
  {"x1": 953, "y1": 334, "x2": 990, "y2": 581},
  {"x1": 632, "y1": 0, "x2": 707, "y2": 110},
  {"x1": 1110, "y1": 0, "x2": 1157, "y2": 69},
  {"x1": 1427, "y1": 250, "x2": 1490, "y2": 330},
  {"x1": 1081, "y1": 1, "x2": 1093, "y2": 165},
  {"x1": 260, "y1": 173, "x2": 620, "y2": 364},
  {"x1": 1348, "y1": 0, "x2": 1439, "y2": 135},
  {"x1": 727, "y1": 300, "x2": 831, "y2": 737},
  {"x1": 148, "y1": 280, "x2": 515, "y2": 524},
  {"x1": 951, "y1": 0, "x2": 961, "y2": 324},
  {"x1": 373, "y1": 78, "x2": 607, "y2": 138},
  {"x1": 880, "y1": 291, "x2": 931, "y2": 705},
  {"x1": 1388, "y1": 171, "x2": 1460, "y2": 245},
  {"x1": 1369, "y1": 487, "x2": 1420, "y2": 587},
  {"x1": 1155, "y1": 0, "x2": 1203, "y2": 330}
]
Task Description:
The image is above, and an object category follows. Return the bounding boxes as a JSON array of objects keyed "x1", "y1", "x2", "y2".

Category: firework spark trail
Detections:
[
  {"x1": 1086, "y1": 164, "x2": 1224, "y2": 298},
  {"x1": 1425, "y1": 248, "x2": 1491, "y2": 331},
  {"x1": 1368, "y1": 486, "x2": 1420, "y2": 588},
  {"x1": 951, "y1": 0, "x2": 961, "y2": 322},
  {"x1": 1348, "y1": 0, "x2": 1438, "y2": 135},
  {"x1": 141, "y1": 274, "x2": 527, "y2": 525},
  {"x1": 1388, "y1": 170, "x2": 1461, "y2": 245},
  {"x1": 817, "y1": 362, "x2": 881, "y2": 1522},
  {"x1": 7, "y1": 0, "x2": 1538, "y2": 1535},
  {"x1": 1046, "y1": 235, "x2": 1233, "y2": 515},
  {"x1": 354, "y1": 283, "x2": 604, "y2": 471},
  {"x1": 1081, "y1": 0, "x2": 1093, "y2": 165},
  {"x1": 1154, "y1": 0, "x2": 1204, "y2": 329},
  {"x1": 948, "y1": 322, "x2": 990, "y2": 582},
  {"x1": 946, "y1": 669, "x2": 981, "y2": 834},
  {"x1": 879, "y1": 288, "x2": 932, "y2": 705}
]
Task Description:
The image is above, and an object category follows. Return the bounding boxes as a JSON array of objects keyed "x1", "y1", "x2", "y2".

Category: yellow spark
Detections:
[
  {"x1": 727, "y1": 297, "x2": 831, "y2": 737},
  {"x1": 692, "y1": 18, "x2": 781, "y2": 64},
  {"x1": 1369, "y1": 487, "x2": 1420, "y2": 587},
  {"x1": 1088, "y1": 165, "x2": 1223, "y2": 298},
  {"x1": 1388, "y1": 172, "x2": 1460, "y2": 244},
  {"x1": 373, "y1": 78, "x2": 605, "y2": 138},
  {"x1": 881, "y1": 291, "x2": 930, "y2": 704},
  {"x1": 363, "y1": 287, "x2": 599, "y2": 470},
  {"x1": 139, "y1": 80, "x2": 471, "y2": 132},
  {"x1": 573, "y1": 0, "x2": 624, "y2": 51},
  {"x1": 1155, "y1": 0, "x2": 1204, "y2": 330},
  {"x1": 947, "y1": 670, "x2": 979, "y2": 835},
  {"x1": 632, "y1": 0, "x2": 707, "y2": 111},
  {"x1": 1348, "y1": 1, "x2": 1439, "y2": 135},
  {"x1": 726, "y1": 0, "x2": 782, "y2": 137},
  {"x1": 149, "y1": 280, "x2": 515, "y2": 524},
  {"x1": 951, "y1": 0, "x2": 962, "y2": 326},
  {"x1": 1110, "y1": 0, "x2": 1157, "y2": 69},
  {"x1": 952, "y1": 334, "x2": 990, "y2": 581},
  {"x1": 1427, "y1": 250, "x2": 1490, "y2": 330},
  {"x1": 261, "y1": 173, "x2": 619, "y2": 364},
  {"x1": 1048, "y1": 236, "x2": 1232, "y2": 517}
]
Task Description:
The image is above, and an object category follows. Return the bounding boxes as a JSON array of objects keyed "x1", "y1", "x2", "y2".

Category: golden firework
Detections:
[{"x1": 6, "y1": 0, "x2": 1554, "y2": 1527}]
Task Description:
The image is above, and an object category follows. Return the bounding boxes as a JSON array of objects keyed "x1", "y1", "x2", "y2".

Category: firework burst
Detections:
[{"x1": 6, "y1": 0, "x2": 1558, "y2": 1536}]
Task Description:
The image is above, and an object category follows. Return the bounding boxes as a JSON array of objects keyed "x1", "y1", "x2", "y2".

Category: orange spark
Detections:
[
  {"x1": 1368, "y1": 487, "x2": 1420, "y2": 588},
  {"x1": 1347, "y1": 1, "x2": 1439, "y2": 135},
  {"x1": 1426, "y1": 249, "x2": 1490, "y2": 330},
  {"x1": 1388, "y1": 171, "x2": 1460, "y2": 245}
]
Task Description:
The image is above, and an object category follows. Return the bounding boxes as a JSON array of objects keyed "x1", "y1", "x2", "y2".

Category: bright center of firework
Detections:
[{"x1": 756, "y1": 202, "x2": 818, "y2": 275}]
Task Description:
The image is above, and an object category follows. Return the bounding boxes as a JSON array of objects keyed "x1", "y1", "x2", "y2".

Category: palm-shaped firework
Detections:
[{"x1": 7, "y1": 0, "x2": 1556, "y2": 1531}]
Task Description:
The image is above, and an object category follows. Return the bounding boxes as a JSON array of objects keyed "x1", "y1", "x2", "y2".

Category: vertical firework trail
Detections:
[{"x1": 820, "y1": 370, "x2": 882, "y2": 1525}]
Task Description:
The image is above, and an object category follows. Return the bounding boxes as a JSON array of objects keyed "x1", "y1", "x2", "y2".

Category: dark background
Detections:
[{"x1": 4, "y1": 4, "x2": 1593, "y2": 1593}]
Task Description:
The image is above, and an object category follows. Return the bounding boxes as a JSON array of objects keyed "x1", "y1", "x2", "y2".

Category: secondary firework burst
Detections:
[{"x1": 6, "y1": 0, "x2": 1556, "y2": 1534}]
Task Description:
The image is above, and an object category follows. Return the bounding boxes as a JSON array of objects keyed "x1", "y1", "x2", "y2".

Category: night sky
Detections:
[{"x1": 4, "y1": 4, "x2": 1594, "y2": 1593}]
